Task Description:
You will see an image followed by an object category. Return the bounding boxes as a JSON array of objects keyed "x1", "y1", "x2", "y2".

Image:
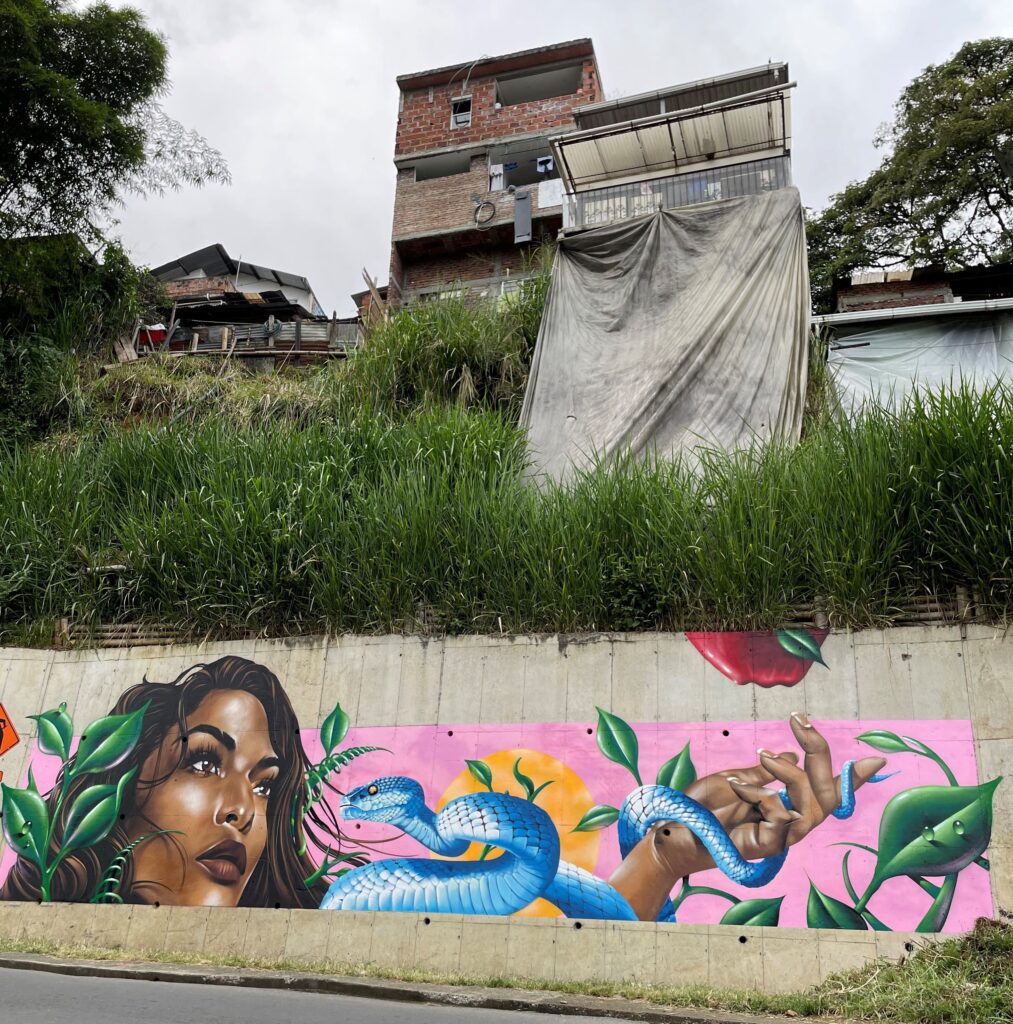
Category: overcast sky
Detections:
[{"x1": 108, "y1": 0, "x2": 1012, "y2": 315}]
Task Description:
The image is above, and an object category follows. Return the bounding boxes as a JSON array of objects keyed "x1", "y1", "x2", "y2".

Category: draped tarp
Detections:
[
  {"x1": 828, "y1": 312, "x2": 1013, "y2": 410},
  {"x1": 519, "y1": 187, "x2": 810, "y2": 481}
]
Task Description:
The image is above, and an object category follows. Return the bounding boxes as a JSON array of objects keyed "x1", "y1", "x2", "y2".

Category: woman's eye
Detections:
[
  {"x1": 189, "y1": 757, "x2": 221, "y2": 776},
  {"x1": 253, "y1": 779, "x2": 273, "y2": 798}
]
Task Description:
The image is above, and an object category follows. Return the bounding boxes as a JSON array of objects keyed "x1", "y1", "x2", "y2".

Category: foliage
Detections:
[
  {"x1": 808, "y1": 38, "x2": 1013, "y2": 311},
  {"x1": 2, "y1": 379, "x2": 1013, "y2": 641},
  {"x1": 0, "y1": 1, "x2": 228, "y2": 241},
  {"x1": 0, "y1": 0, "x2": 165, "y2": 238},
  {"x1": 1, "y1": 700, "x2": 148, "y2": 901}
]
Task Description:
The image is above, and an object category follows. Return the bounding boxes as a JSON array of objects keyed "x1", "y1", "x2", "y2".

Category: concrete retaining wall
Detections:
[{"x1": 0, "y1": 626, "x2": 1009, "y2": 993}]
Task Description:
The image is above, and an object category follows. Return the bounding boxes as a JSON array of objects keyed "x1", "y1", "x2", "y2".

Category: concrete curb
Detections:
[{"x1": 0, "y1": 952, "x2": 791, "y2": 1023}]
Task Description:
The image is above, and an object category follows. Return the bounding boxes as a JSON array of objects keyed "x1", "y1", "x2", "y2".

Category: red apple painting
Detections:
[{"x1": 685, "y1": 628, "x2": 830, "y2": 687}]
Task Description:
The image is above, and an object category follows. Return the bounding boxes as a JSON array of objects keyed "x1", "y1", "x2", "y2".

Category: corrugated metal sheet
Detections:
[{"x1": 555, "y1": 91, "x2": 789, "y2": 188}]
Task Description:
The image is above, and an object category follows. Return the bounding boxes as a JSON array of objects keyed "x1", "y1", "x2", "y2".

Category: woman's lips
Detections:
[{"x1": 196, "y1": 839, "x2": 247, "y2": 885}]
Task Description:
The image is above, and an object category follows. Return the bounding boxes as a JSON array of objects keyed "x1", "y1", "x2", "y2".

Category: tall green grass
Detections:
[{"x1": 2, "y1": 380, "x2": 1011, "y2": 641}]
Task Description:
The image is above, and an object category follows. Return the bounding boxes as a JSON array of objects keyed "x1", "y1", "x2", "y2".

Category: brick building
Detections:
[{"x1": 384, "y1": 39, "x2": 604, "y2": 306}]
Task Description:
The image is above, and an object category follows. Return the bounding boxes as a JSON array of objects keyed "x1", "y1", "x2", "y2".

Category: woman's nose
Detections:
[{"x1": 217, "y1": 780, "x2": 254, "y2": 834}]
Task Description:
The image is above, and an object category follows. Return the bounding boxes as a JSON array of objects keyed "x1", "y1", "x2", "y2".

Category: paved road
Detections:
[{"x1": 9, "y1": 968, "x2": 624, "y2": 1024}]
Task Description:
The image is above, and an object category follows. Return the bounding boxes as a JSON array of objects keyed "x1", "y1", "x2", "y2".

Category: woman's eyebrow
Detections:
[
  {"x1": 252, "y1": 755, "x2": 281, "y2": 773},
  {"x1": 186, "y1": 724, "x2": 236, "y2": 750}
]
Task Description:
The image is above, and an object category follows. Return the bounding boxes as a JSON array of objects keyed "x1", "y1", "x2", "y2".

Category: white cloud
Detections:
[{"x1": 104, "y1": 0, "x2": 1013, "y2": 313}]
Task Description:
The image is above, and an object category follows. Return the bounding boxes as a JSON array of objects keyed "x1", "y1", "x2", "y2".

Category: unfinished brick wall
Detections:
[
  {"x1": 164, "y1": 276, "x2": 237, "y2": 300},
  {"x1": 398, "y1": 242, "x2": 552, "y2": 295},
  {"x1": 835, "y1": 280, "x2": 953, "y2": 312},
  {"x1": 395, "y1": 58, "x2": 601, "y2": 157}
]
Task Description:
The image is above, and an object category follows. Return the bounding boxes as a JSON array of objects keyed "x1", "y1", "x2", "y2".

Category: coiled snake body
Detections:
[{"x1": 321, "y1": 764, "x2": 871, "y2": 919}]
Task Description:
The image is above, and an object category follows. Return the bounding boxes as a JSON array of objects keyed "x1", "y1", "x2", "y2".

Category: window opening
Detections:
[
  {"x1": 450, "y1": 96, "x2": 472, "y2": 129},
  {"x1": 495, "y1": 63, "x2": 582, "y2": 106},
  {"x1": 414, "y1": 151, "x2": 473, "y2": 182}
]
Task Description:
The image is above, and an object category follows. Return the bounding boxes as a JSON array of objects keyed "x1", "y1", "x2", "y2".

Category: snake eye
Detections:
[{"x1": 367, "y1": 784, "x2": 379, "y2": 796}]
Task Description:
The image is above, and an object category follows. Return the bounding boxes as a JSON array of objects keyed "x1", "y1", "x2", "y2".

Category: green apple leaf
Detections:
[
  {"x1": 512, "y1": 757, "x2": 536, "y2": 801},
  {"x1": 2, "y1": 783, "x2": 49, "y2": 868},
  {"x1": 776, "y1": 628, "x2": 827, "y2": 667},
  {"x1": 60, "y1": 768, "x2": 136, "y2": 855},
  {"x1": 465, "y1": 759, "x2": 493, "y2": 791},
  {"x1": 572, "y1": 804, "x2": 620, "y2": 832},
  {"x1": 71, "y1": 702, "x2": 149, "y2": 777},
  {"x1": 720, "y1": 896, "x2": 784, "y2": 927},
  {"x1": 856, "y1": 779, "x2": 1001, "y2": 910},
  {"x1": 320, "y1": 701, "x2": 350, "y2": 756},
  {"x1": 857, "y1": 730, "x2": 918, "y2": 754},
  {"x1": 655, "y1": 742, "x2": 696, "y2": 791},
  {"x1": 28, "y1": 702, "x2": 73, "y2": 761},
  {"x1": 807, "y1": 881, "x2": 868, "y2": 930},
  {"x1": 595, "y1": 707, "x2": 642, "y2": 785}
]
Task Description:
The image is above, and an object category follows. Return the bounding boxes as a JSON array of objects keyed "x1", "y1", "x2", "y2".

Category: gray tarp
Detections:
[
  {"x1": 520, "y1": 187, "x2": 810, "y2": 481},
  {"x1": 828, "y1": 312, "x2": 1013, "y2": 410}
]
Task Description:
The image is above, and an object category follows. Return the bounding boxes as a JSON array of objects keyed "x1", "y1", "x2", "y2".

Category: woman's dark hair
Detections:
[{"x1": 1, "y1": 657, "x2": 347, "y2": 908}]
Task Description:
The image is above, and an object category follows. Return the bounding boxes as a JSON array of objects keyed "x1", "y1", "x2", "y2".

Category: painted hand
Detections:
[{"x1": 608, "y1": 713, "x2": 887, "y2": 915}]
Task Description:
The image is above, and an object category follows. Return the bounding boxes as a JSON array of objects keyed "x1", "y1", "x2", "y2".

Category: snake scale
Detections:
[{"x1": 320, "y1": 760, "x2": 881, "y2": 919}]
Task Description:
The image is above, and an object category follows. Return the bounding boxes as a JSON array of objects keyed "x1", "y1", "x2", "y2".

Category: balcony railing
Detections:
[{"x1": 561, "y1": 156, "x2": 791, "y2": 230}]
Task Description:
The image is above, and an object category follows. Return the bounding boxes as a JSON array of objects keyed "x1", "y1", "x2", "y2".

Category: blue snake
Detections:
[{"x1": 320, "y1": 762, "x2": 884, "y2": 919}]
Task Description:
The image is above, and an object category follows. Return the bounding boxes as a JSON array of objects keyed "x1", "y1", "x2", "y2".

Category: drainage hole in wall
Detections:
[
  {"x1": 180, "y1": 735, "x2": 188, "y2": 744},
  {"x1": 722, "y1": 730, "x2": 730, "y2": 737},
  {"x1": 738, "y1": 935, "x2": 748, "y2": 944},
  {"x1": 904, "y1": 942, "x2": 915, "y2": 952},
  {"x1": 586, "y1": 728, "x2": 593, "y2": 735},
  {"x1": 119, "y1": 813, "x2": 125, "y2": 820},
  {"x1": 447, "y1": 730, "x2": 454, "y2": 737},
  {"x1": 274, "y1": 902, "x2": 281, "y2": 909},
  {"x1": 355, "y1": 823, "x2": 361, "y2": 829},
  {"x1": 662, "y1": 828, "x2": 671, "y2": 836},
  {"x1": 153, "y1": 901, "x2": 160, "y2": 908},
  {"x1": 573, "y1": 921, "x2": 582, "y2": 930},
  {"x1": 424, "y1": 917, "x2": 431, "y2": 925}
]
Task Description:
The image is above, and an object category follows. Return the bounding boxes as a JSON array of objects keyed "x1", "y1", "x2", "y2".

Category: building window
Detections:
[
  {"x1": 450, "y1": 96, "x2": 472, "y2": 129},
  {"x1": 488, "y1": 138, "x2": 560, "y2": 190},
  {"x1": 495, "y1": 63, "x2": 582, "y2": 106},
  {"x1": 413, "y1": 151, "x2": 473, "y2": 182}
]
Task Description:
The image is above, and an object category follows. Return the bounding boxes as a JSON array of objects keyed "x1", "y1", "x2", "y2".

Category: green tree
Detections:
[
  {"x1": 0, "y1": 1, "x2": 228, "y2": 240},
  {"x1": 808, "y1": 38, "x2": 1013, "y2": 312}
]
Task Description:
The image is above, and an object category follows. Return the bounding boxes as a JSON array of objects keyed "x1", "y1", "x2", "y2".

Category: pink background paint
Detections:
[{"x1": 3, "y1": 718, "x2": 993, "y2": 932}]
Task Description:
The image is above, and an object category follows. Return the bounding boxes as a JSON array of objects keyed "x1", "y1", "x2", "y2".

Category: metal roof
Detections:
[
  {"x1": 551, "y1": 84, "x2": 793, "y2": 191},
  {"x1": 813, "y1": 296, "x2": 1013, "y2": 327},
  {"x1": 151, "y1": 244, "x2": 314, "y2": 293},
  {"x1": 574, "y1": 62, "x2": 789, "y2": 130}
]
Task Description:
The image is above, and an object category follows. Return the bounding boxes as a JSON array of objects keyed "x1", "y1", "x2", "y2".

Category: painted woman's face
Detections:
[{"x1": 125, "y1": 689, "x2": 280, "y2": 907}]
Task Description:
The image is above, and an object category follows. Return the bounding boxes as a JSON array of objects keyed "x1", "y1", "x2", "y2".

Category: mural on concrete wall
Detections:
[
  {"x1": 686, "y1": 627, "x2": 829, "y2": 687},
  {"x1": 0, "y1": 655, "x2": 999, "y2": 933}
]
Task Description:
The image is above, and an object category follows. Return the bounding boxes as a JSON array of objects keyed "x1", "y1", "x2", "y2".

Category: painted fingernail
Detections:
[
  {"x1": 758, "y1": 748, "x2": 774, "y2": 758},
  {"x1": 727, "y1": 776, "x2": 741, "y2": 784},
  {"x1": 791, "y1": 712, "x2": 813, "y2": 728}
]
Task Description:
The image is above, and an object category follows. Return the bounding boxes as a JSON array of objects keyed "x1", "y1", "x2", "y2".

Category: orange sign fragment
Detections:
[{"x1": 0, "y1": 702, "x2": 20, "y2": 763}]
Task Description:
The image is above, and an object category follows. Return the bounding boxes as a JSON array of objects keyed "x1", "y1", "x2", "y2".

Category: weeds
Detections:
[{"x1": 2, "y1": 380, "x2": 1012, "y2": 641}]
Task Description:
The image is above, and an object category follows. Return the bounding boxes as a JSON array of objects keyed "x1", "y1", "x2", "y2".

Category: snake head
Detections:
[{"x1": 341, "y1": 775, "x2": 424, "y2": 824}]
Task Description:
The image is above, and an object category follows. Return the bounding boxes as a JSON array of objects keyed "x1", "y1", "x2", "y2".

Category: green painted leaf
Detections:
[
  {"x1": 512, "y1": 757, "x2": 536, "y2": 801},
  {"x1": 1, "y1": 783, "x2": 49, "y2": 868},
  {"x1": 858, "y1": 779, "x2": 1001, "y2": 908},
  {"x1": 320, "y1": 701, "x2": 350, "y2": 756},
  {"x1": 572, "y1": 804, "x2": 620, "y2": 832},
  {"x1": 857, "y1": 730, "x2": 917, "y2": 754},
  {"x1": 61, "y1": 769, "x2": 136, "y2": 855},
  {"x1": 595, "y1": 707, "x2": 642, "y2": 785},
  {"x1": 71, "y1": 702, "x2": 149, "y2": 777},
  {"x1": 655, "y1": 743, "x2": 696, "y2": 791},
  {"x1": 720, "y1": 896, "x2": 784, "y2": 927},
  {"x1": 917, "y1": 873, "x2": 957, "y2": 933},
  {"x1": 465, "y1": 759, "x2": 493, "y2": 791},
  {"x1": 776, "y1": 628, "x2": 827, "y2": 667},
  {"x1": 807, "y1": 881, "x2": 868, "y2": 930},
  {"x1": 28, "y1": 703, "x2": 73, "y2": 761}
]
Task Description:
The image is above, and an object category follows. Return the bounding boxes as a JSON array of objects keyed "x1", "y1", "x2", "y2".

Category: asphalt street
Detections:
[{"x1": 9, "y1": 967, "x2": 626, "y2": 1024}]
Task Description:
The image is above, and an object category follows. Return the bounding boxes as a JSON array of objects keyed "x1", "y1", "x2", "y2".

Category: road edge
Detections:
[{"x1": 0, "y1": 951, "x2": 787, "y2": 1023}]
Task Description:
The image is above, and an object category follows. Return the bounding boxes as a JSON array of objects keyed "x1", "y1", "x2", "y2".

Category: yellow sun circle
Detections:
[{"x1": 435, "y1": 748, "x2": 599, "y2": 918}]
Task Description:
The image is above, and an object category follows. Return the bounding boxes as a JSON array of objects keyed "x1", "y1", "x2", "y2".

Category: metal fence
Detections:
[{"x1": 561, "y1": 156, "x2": 791, "y2": 230}]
